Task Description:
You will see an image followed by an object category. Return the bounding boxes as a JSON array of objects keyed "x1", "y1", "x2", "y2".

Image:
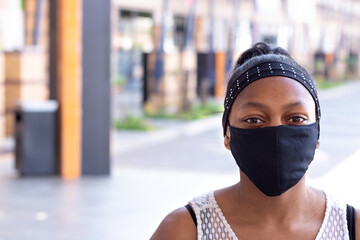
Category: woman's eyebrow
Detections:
[
  {"x1": 239, "y1": 101, "x2": 307, "y2": 110},
  {"x1": 239, "y1": 102, "x2": 269, "y2": 110},
  {"x1": 283, "y1": 101, "x2": 306, "y2": 110}
]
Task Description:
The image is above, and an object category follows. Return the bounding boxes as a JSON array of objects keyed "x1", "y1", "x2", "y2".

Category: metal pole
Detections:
[
  {"x1": 207, "y1": 0, "x2": 215, "y2": 95},
  {"x1": 185, "y1": 0, "x2": 197, "y2": 49},
  {"x1": 226, "y1": 0, "x2": 239, "y2": 76},
  {"x1": 208, "y1": 0, "x2": 214, "y2": 52},
  {"x1": 49, "y1": 0, "x2": 58, "y2": 100},
  {"x1": 233, "y1": 0, "x2": 239, "y2": 52},
  {"x1": 154, "y1": 0, "x2": 168, "y2": 91},
  {"x1": 33, "y1": 0, "x2": 44, "y2": 46}
]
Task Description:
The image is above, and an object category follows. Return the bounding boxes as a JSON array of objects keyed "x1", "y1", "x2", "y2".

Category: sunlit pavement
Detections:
[
  {"x1": 0, "y1": 151, "x2": 358, "y2": 240},
  {"x1": 0, "y1": 81, "x2": 359, "y2": 240}
]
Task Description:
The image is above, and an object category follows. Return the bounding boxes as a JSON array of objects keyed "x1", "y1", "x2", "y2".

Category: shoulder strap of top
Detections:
[
  {"x1": 346, "y1": 204, "x2": 356, "y2": 240},
  {"x1": 185, "y1": 204, "x2": 197, "y2": 226}
]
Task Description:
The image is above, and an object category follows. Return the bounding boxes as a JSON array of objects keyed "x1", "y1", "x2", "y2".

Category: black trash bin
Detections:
[{"x1": 15, "y1": 100, "x2": 58, "y2": 176}]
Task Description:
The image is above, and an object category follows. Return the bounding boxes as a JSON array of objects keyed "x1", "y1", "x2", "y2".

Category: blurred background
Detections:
[{"x1": 0, "y1": 0, "x2": 359, "y2": 239}]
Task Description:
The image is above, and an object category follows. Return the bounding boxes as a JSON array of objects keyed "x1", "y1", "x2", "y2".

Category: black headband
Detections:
[{"x1": 222, "y1": 61, "x2": 321, "y2": 136}]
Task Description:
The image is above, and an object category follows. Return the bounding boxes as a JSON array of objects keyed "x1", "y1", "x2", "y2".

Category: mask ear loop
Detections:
[
  {"x1": 316, "y1": 120, "x2": 320, "y2": 140},
  {"x1": 225, "y1": 119, "x2": 230, "y2": 137},
  {"x1": 226, "y1": 118, "x2": 232, "y2": 131},
  {"x1": 316, "y1": 106, "x2": 321, "y2": 140},
  {"x1": 225, "y1": 119, "x2": 232, "y2": 148}
]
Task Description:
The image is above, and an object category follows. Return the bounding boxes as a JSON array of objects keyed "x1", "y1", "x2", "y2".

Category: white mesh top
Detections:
[{"x1": 189, "y1": 191, "x2": 350, "y2": 240}]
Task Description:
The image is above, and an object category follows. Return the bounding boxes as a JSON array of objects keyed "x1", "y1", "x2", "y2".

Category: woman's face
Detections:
[{"x1": 224, "y1": 76, "x2": 317, "y2": 148}]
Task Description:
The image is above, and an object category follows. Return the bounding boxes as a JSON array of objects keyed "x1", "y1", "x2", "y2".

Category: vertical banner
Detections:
[{"x1": 57, "y1": 0, "x2": 82, "y2": 179}]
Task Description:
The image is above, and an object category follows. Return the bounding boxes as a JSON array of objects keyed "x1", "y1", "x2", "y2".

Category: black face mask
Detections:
[{"x1": 229, "y1": 122, "x2": 319, "y2": 197}]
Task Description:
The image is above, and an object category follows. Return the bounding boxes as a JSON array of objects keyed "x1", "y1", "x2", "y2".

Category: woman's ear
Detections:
[
  {"x1": 224, "y1": 126, "x2": 231, "y2": 150},
  {"x1": 316, "y1": 141, "x2": 320, "y2": 149}
]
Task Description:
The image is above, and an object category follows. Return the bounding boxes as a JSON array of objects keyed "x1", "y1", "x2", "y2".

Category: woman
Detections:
[{"x1": 151, "y1": 43, "x2": 359, "y2": 240}]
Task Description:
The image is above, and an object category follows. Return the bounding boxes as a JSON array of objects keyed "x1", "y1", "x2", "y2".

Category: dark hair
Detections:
[
  {"x1": 235, "y1": 42, "x2": 291, "y2": 68},
  {"x1": 226, "y1": 42, "x2": 308, "y2": 94},
  {"x1": 222, "y1": 42, "x2": 320, "y2": 135}
]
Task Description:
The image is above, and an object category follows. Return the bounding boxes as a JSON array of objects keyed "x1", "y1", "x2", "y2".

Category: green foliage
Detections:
[
  {"x1": 112, "y1": 75, "x2": 126, "y2": 87},
  {"x1": 146, "y1": 102, "x2": 223, "y2": 120},
  {"x1": 314, "y1": 77, "x2": 344, "y2": 89},
  {"x1": 145, "y1": 111, "x2": 177, "y2": 120},
  {"x1": 113, "y1": 116, "x2": 155, "y2": 131},
  {"x1": 114, "y1": 103, "x2": 223, "y2": 131},
  {"x1": 345, "y1": 56, "x2": 358, "y2": 67},
  {"x1": 181, "y1": 102, "x2": 223, "y2": 120}
]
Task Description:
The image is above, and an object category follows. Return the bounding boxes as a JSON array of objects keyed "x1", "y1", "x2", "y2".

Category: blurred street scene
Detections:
[
  {"x1": 0, "y1": 0, "x2": 359, "y2": 239},
  {"x1": 0, "y1": 81, "x2": 359, "y2": 240}
]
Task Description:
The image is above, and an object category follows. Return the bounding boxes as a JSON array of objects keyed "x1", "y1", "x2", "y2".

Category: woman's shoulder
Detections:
[
  {"x1": 150, "y1": 189, "x2": 228, "y2": 240},
  {"x1": 320, "y1": 192, "x2": 360, "y2": 239},
  {"x1": 150, "y1": 190, "x2": 219, "y2": 240},
  {"x1": 150, "y1": 207, "x2": 197, "y2": 240}
]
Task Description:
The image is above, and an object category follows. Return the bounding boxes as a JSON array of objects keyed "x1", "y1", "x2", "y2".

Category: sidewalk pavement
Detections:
[
  {"x1": 111, "y1": 115, "x2": 222, "y2": 155},
  {"x1": 0, "y1": 148, "x2": 358, "y2": 240},
  {"x1": 308, "y1": 148, "x2": 360, "y2": 207}
]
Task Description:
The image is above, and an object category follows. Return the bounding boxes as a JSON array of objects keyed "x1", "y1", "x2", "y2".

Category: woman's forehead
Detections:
[{"x1": 232, "y1": 76, "x2": 315, "y2": 108}]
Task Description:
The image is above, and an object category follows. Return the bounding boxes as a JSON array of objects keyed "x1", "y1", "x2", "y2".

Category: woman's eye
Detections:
[
  {"x1": 244, "y1": 118, "x2": 263, "y2": 124},
  {"x1": 289, "y1": 116, "x2": 305, "y2": 123}
]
